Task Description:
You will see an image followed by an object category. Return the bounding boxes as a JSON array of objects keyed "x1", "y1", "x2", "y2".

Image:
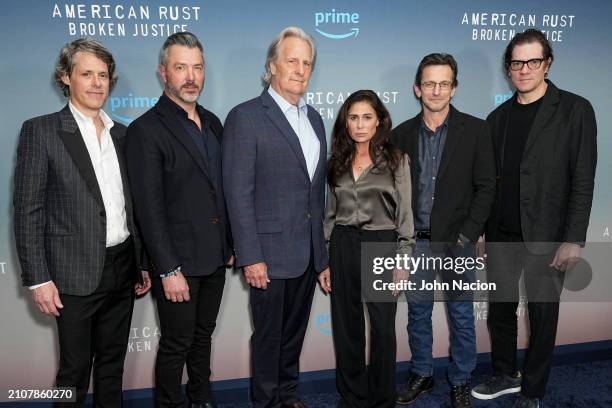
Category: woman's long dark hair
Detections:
[{"x1": 327, "y1": 89, "x2": 401, "y2": 186}]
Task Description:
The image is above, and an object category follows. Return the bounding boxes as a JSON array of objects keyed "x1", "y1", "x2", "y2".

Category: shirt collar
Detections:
[
  {"x1": 419, "y1": 109, "x2": 450, "y2": 133},
  {"x1": 69, "y1": 101, "x2": 114, "y2": 130},
  {"x1": 161, "y1": 93, "x2": 206, "y2": 124},
  {"x1": 268, "y1": 86, "x2": 307, "y2": 114}
]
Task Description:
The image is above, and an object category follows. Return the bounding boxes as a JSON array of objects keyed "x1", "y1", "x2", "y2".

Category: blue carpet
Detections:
[
  {"x1": 4, "y1": 342, "x2": 611, "y2": 407},
  {"x1": 126, "y1": 353, "x2": 612, "y2": 407}
]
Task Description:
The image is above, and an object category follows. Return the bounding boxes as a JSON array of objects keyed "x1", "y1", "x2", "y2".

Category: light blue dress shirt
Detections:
[{"x1": 268, "y1": 86, "x2": 320, "y2": 181}]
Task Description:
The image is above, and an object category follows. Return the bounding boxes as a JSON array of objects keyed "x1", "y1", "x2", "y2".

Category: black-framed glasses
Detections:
[
  {"x1": 420, "y1": 81, "x2": 453, "y2": 90},
  {"x1": 509, "y1": 58, "x2": 545, "y2": 71}
]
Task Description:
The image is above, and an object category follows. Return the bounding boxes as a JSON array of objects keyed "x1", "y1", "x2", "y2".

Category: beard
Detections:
[{"x1": 167, "y1": 81, "x2": 201, "y2": 104}]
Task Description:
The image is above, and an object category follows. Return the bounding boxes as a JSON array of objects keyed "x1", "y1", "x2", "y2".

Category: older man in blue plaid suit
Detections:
[{"x1": 223, "y1": 27, "x2": 329, "y2": 408}]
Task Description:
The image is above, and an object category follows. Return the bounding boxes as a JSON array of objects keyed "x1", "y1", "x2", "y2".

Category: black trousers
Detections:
[
  {"x1": 56, "y1": 237, "x2": 135, "y2": 407},
  {"x1": 486, "y1": 229, "x2": 564, "y2": 398},
  {"x1": 152, "y1": 268, "x2": 226, "y2": 407},
  {"x1": 250, "y1": 253, "x2": 317, "y2": 408},
  {"x1": 330, "y1": 225, "x2": 398, "y2": 408}
]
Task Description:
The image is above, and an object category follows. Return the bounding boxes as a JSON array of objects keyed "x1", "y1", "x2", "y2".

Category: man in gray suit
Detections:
[
  {"x1": 223, "y1": 27, "x2": 328, "y2": 408},
  {"x1": 13, "y1": 38, "x2": 150, "y2": 406}
]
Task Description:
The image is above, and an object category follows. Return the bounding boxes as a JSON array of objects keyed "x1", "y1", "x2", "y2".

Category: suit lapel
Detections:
[
  {"x1": 261, "y1": 91, "x2": 310, "y2": 179},
  {"x1": 155, "y1": 97, "x2": 211, "y2": 181},
  {"x1": 308, "y1": 106, "x2": 327, "y2": 184},
  {"x1": 394, "y1": 116, "x2": 420, "y2": 211},
  {"x1": 406, "y1": 119, "x2": 420, "y2": 192},
  {"x1": 110, "y1": 128, "x2": 133, "y2": 218},
  {"x1": 57, "y1": 106, "x2": 104, "y2": 207},
  {"x1": 523, "y1": 81, "x2": 559, "y2": 158},
  {"x1": 437, "y1": 106, "x2": 463, "y2": 181}
]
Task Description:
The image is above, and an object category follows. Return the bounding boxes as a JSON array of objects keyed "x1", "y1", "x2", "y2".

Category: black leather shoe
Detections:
[
  {"x1": 192, "y1": 401, "x2": 217, "y2": 408},
  {"x1": 450, "y1": 383, "x2": 472, "y2": 408},
  {"x1": 396, "y1": 373, "x2": 434, "y2": 405}
]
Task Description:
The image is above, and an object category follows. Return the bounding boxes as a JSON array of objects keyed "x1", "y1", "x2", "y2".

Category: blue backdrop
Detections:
[{"x1": 0, "y1": 0, "x2": 610, "y2": 396}]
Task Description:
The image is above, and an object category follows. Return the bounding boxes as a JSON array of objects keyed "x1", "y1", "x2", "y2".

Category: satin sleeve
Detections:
[
  {"x1": 395, "y1": 154, "x2": 415, "y2": 256},
  {"x1": 323, "y1": 184, "x2": 337, "y2": 252}
]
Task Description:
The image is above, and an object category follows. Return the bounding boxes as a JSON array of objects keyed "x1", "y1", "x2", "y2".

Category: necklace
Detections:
[{"x1": 354, "y1": 157, "x2": 370, "y2": 172}]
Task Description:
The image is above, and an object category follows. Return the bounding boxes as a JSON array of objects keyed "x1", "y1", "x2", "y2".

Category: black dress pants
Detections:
[
  {"x1": 486, "y1": 229, "x2": 564, "y2": 398},
  {"x1": 56, "y1": 237, "x2": 136, "y2": 408},
  {"x1": 250, "y1": 253, "x2": 317, "y2": 408},
  {"x1": 152, "y1": 268, "x2": 226, "y2": 407},
  {"x1": 330, "y1": 225, "x2": 398, "y2": 408}
]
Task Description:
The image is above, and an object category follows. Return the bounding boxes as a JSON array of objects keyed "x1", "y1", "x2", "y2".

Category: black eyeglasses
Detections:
[
  {"x1": 509, "y1": 58, "x2": 545, "y2": 71},
  {"x1": 420, "y1": 81, "x2": 453, "y2": 90}
]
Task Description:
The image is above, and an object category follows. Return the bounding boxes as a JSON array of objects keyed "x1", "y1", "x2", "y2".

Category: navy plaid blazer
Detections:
[{"x1": 223, "y1": 90, "x2": 329, "y2": 278}]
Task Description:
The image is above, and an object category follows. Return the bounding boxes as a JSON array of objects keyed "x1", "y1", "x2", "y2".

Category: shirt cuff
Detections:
[{"x1": 29, "y1": 281, "x2": 52, "y2": 290}]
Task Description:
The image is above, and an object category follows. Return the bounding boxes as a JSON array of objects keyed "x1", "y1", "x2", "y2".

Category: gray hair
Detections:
[
  {"x1": 54, "y1": 38, "x2": 117, "y2": 97},
  {"x1": 261, "y1": 26, "x2": 317, "y2": 87},
  {"x1": 159, "y1": 31, "x2": 204, "y2": 67}
]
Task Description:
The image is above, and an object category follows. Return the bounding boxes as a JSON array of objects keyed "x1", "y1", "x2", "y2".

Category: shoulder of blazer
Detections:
[
  {"x1": 551, "y1": 82, "x2": 591, "y2": 111},
  {"x1": 225, "y1": 95, "x2": 264, "y2": 125},
  {"x1": 486, "y1": 94, "x2": 513, "y2": 125},
  {"x1": 390, "y1": 113, "x2": 420, "y2": 146},
  {"x1": 450, "y1": 106, "x2": 486, "y2": 129},
  {"x1": 24, "y1": 109, "x2": 63, "y2": 128}
]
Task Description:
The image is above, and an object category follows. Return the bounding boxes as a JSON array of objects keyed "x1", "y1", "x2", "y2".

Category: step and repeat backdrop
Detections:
[{"x1": 1, "y1": 0, "x2": 611, "y2": 398}]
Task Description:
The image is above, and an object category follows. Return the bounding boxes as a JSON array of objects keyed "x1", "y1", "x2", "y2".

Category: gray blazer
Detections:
[
  {"x1": 223, "y1": 90, "x2": 328, "y2": 278},
  {"x1": 13, "y1": 105, "x2": 142, "y2": 295}
]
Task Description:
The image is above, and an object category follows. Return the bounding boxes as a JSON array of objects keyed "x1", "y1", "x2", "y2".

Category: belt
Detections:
[
  {"x1": 105, "y1": 236, "x2": 133, "y2": 258},
  {"x1": 416, "y1": 229, "x2": 431, "y2": 240}
]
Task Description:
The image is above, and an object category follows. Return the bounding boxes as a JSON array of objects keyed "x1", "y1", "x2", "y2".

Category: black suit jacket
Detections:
[
  {"x1": 126, "y1": 94, "x2": 232, "y2": 277},
  {"x1": 486, "y1": 81, "x2": 597, "y2": 253},
  {"x1": 14, "y1": 105, "x2": 143, "y2": 296},
  {"x1": 391, "y1": 105, "x2": 496, "y2": 245}
]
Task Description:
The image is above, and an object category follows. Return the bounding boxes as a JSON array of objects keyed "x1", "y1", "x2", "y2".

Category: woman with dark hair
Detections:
[{"x1": 319, "y1": 90, "x2": 414, "y2": 407}]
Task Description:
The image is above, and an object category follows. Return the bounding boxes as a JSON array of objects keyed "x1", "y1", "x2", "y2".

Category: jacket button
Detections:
[
  {"x1": 307, "y1": 213, "x2": 311, "y2": 219},
  {"x1": 100, "y1": 210, "x2": 105, "y2": 216},
  {"x1": 212, "y1": 217, "x2": 220, "y2": 224}
]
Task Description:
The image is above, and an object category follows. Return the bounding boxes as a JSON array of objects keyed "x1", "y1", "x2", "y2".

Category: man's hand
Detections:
[
  {"x1": 318, "y1": 268, "x2": 331, "y2": 294},
  {"x1": 392, "y1": 268, "x2": 410, "y2": 297},
  {"x1": 244, "y1": 262, "x2": 270, "y2": 289},
  {"x1": 135, "y1": 271, "x2": 151, "y2": 296},
  {"x1": 161, "y1": 271, "x2": 190, "y2": 302},
  {"x1": 550, "y1": 242, "x2": 581, "y2": 272},
  {"x1": 31, "y1": 281, "x2": 63, "y2": 317}
]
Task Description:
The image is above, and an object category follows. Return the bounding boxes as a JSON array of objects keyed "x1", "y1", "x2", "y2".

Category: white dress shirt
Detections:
[
  {"x1": 30, "y1": 103, "x2": 130, "y2": 289},
  {"x1": 268, "y1": 86, "x2": 320, "y2": 181}
]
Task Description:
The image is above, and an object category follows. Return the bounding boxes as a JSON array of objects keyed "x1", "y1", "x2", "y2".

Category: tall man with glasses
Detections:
[
  {"x1": 391, "y1": 53, "x2": 496, "y2": 408},
  {"x1": 471, "y1": 29, "x2": 597, "y2": 408}
]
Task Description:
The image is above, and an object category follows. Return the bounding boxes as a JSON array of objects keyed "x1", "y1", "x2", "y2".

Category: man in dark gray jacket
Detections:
[{"x1": 472, "y1": 29, "x2": 597, "y2": 408}]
